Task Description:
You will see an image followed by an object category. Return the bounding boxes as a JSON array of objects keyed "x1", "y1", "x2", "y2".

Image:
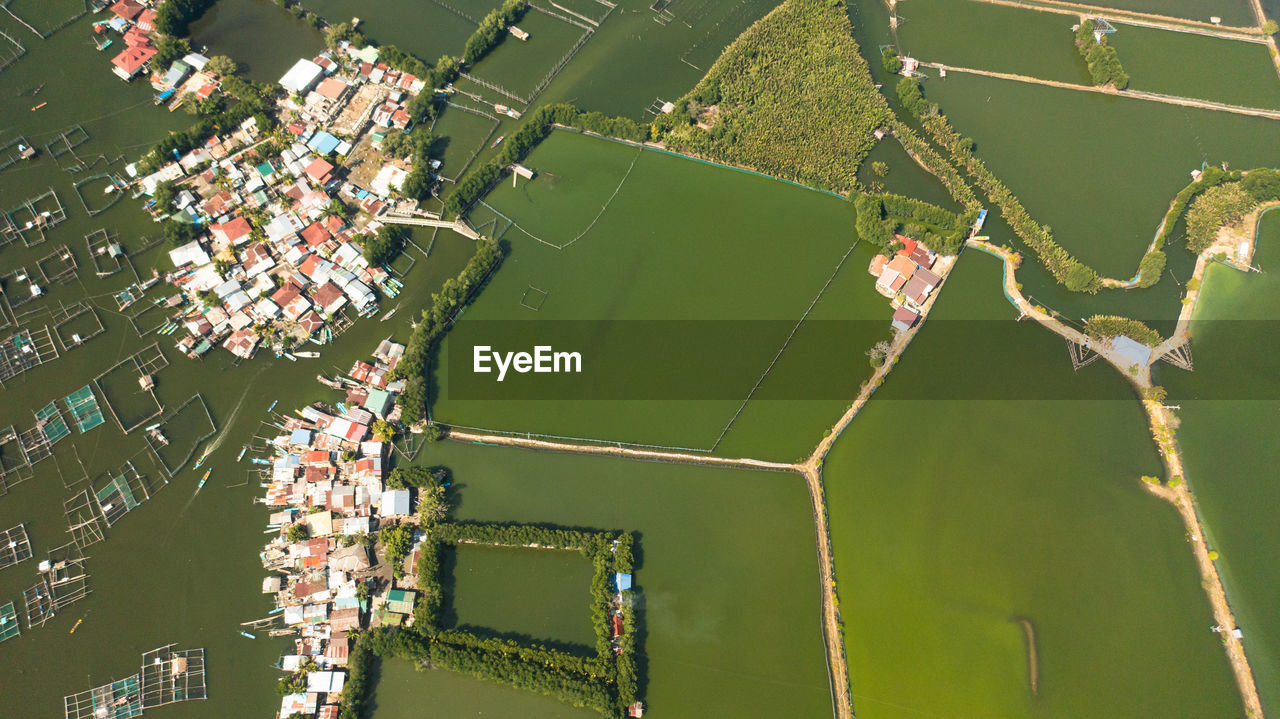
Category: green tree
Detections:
[
  {"x1": 154, "y1": 36, "x2": 192, "y2": 71},
  {"x1": 286, "y1": 523, "x2": 310, "y2": 543},
  {"x1": 871, "y1": 160, "x2": 889, "y2": 177},
  {"x1": 205, "y1": 55, "x2": 238, "y2": 78},
  {"x1": 1264, "y1": 19, "x2": 1278, "y2": 35},
  {"x1": 162, "y1": 220, "x2": 197, "y2": 248},
  {"x1": 372, "y1": 419, "x2": 396, "y2": 442}
]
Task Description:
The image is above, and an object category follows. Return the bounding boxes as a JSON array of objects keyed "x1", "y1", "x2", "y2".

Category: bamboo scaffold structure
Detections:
[{"x1": 0, "y1": 522, "x2": 33, "y2": 570}]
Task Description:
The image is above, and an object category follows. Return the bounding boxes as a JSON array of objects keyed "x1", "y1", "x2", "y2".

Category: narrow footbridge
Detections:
[{"x1": 382, "y1": 214, "x2": 481, "y2": 239}]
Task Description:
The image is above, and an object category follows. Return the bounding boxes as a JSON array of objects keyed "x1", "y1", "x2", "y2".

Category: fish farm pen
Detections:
[
  {"x1": 63, "y1": 643, "x2": 207, "y2": 719},
  {"x1": 0, "y1": 523, "x2": 32, "y2": 570},
  {"x1": 36, "y1": 244, "x2": 79, "y2": 285},
  {"x1": 63, "y1": 489, "x2": 105, "y2": 550},
  {"x1": 5, "y1": 187, "x2": 67, "y2": 246},
  {"x1": 147, "y1": 394, "x2": 216, "y2": 476},
  {"x1": 92, "y1": 343, "x2": 168, "y2": 434},
  {"x1": 0, "y1": 326, "x2": 59, "y2": 385},
  {"x1": 93, "y1": 460, "x2": 164, "y2": 528},
  {"x1": 52, "y1": 301, "x2": 106, "y2": 351},
  {"x1": 24, "y1": 542, "x2": 90, "y2": 629},
  {"x1": 85, "y1": 227, "x2": 125, "y2": 277},
  {"x1": 64, "y1": 384, "x2": 106, "y2": 433}
]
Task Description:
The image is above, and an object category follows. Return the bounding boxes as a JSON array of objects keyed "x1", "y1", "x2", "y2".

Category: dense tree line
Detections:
[
  {"x1": 394, "y1": 238, "x2": 503, "y2": 424},
  {"x1": 437, "y1": 521, "x2": 622, "y2": 555},
  {"x1": 413, "y1": 537, "x2": 443, "y2": 632},
  {"x1": 434, "y1": 630, "x2": 611, "y2": 678},
  {"x1": 1154, "y1": 166, "x2": 1236, "y2": 251},
  {"x1": 464, "y1": 0, "x2": 528, "y2": 64},
  {"x1": 658, "y1": 0, "x2": 893, "y2": 192},
  {"x1": 900, "y1": 80, "x2": 1102, "y2": 292},
  {"x1": 1083, "y1": 315, "x2": 1162, "y2": 347},
  {"x1": 888, "y1": 119, "x2": 982, "y2": 212},
  {"x1": 1136, "y1": 249, "x2": 1166, "y2": 288},
  {"x1": 854, "y1": 193, "x2": 973, "y2": 255},
  {"x1": 1185, "y1": 181, "x2": 1261, "y2": 253},
  {"x1": 154, "y1": 0, "x2": 218, "y2": 37},
  {"x1": 1075, "y1": 20, "x2": 1129, "y2": 89},
  {"x1": 429, "y1": 640, "x2": 616, "y2": 714},
  {"x1": 362, "y1": 225, "x2": 407, "y2": 266}
]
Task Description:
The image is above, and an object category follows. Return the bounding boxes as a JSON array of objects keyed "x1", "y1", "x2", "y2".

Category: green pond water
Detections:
[
  {"x1": 918, "y1": 73, "x2": 1280, "y2": 320},
  {"x1": 380, "y1": 440, "x2": 834, "y2": 718},
  {"x1": 1157, "y1": 210, "x2": 1280, "y2": 715},
  {"x1": 444, "y1": 544, "x2": 598, "y2": 650},
  {"x1": 188, "y1": 0, "x2": 324, "y2": 83},
  {"x1": 1109, "y1": 24, "x2": 1280, "y2": 109},
  {"x1": 1081, "y1": 0, "x2": 1255, "y2": 27},
  {"x1": 435, "y1": 130, "x2": 894, "y2": 459},
  {"x1": 824, "y1": 250, "x2": 1244, "y2": 718}
]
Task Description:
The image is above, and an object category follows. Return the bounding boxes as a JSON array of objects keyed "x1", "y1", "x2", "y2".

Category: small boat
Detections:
[
  {"x1": 294, "y1": 351, "x2": 319, "y2": 358},
  {"x1": 251, "y1": 457, "x2": 271, "y2": 465},
  {"x1": 31, "y1": 102, "x2": 46, "y2": 111},
  {"x1": 95, "y1": 38, "x2": 112, "y2": 52},
  {"x1": 283, "y1": 352, "x2": 296, "y2": 361},
  {"x1": 144, "y1": 422, "x2": 162, "y2": 432},
  {"x1": 267, "y1": 400, "x2": 278, "y2": 412},
  {"x1": 237, "y1": 445, "x2": 248, "y2": 462},
  {"x1": 154, "y1": 88, "x2": 175, "y2": 105},
  {"x1": 491, "y1": 135, "x2": 505, "y2": 148},
  {"x1": 69, "y1": 618, "x2": 84, "y2": 633},
  {"x1": 195, "y1": 469, "x2": 210, "y2": 494},
  {"x1": 380, "y1": 307, "x2": 397, "y2": 321},
  {"x1": 239, "y1": 631, "x2": 256, "y2": 639},
  {"x1": 193, "y1": 447, "x2": 212, "y2": 470}
]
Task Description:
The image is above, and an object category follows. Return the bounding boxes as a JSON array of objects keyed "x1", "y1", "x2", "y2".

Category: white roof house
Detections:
[
  {"x1": 380, "y1": 489, "x2": 410, "y2": 517},
  {"x1": 169, "y1": 240, "x2": 211, "y2": 268},
  {"x1": 1111, "y1": 335, "x2": 1153, "y2": 367},
  {"x1": 279, "y1": 59, "x2": 324, "y2": 94}
]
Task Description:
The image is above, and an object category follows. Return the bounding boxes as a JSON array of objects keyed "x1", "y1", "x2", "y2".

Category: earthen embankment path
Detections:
[{"x1": 917, "y1": 62, "x2": 1280, "y2": 121}]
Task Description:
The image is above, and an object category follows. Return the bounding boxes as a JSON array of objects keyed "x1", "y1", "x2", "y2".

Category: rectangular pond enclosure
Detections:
[{"x1": 24, "y1": 543, "x2": 90, "y2": 628}]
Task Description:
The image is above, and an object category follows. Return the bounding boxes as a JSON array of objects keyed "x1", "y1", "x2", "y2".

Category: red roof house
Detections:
[
  {"x1": 304, "y1": 158, "x2": 335, "y2": 185},
  {"x1": 110, "y1": 0, "x2": 145, "y2": 21},
  {"x1": 111, "y1": 44, "x2": 157, "y2": 80}
]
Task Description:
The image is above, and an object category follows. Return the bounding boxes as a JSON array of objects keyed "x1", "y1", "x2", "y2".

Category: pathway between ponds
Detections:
[
  {"x1": 917, "y1": 61, "x2": 1280, "y2": 121},
  {"x1": 967, "y1": 237, "x2": 1265, "y2": 718},
  {"x1": 969, "y1": 0, "x2": 1264, "y2": 41}
]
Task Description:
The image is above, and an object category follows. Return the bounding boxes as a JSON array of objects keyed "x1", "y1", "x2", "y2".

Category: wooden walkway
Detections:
[
  {"x1": 919, "y1": 62, "x2": 1280, "y2": 121},
  {"x1": 382, "y1": 215, "x2": 481, "y2": 239}
]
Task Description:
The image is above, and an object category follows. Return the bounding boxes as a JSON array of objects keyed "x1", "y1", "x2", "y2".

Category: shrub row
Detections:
[
  {"x1": 1084, "y1": 315, "x2": 1162, "y2": 346},
  {"x1": 1075, "y1": 20, "x2": 1130, "y2": 89},
  {"x1": 395, "y1": 238, "x2": 503, "y2": 425}
]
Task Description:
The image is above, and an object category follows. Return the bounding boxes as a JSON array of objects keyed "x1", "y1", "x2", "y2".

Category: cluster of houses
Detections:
[
  {"x1": 99, "y1": 0, "x2": 218, "y2": 110},
  {"x1": 868, "y1": 235, "x2": 944, "y2": 332},
  {"x1": 258, "y1": 341, "x2": 419, "y2": 718},
  {"x1": 131, "y1": 44, "x2": 461, "y2": 360}
]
